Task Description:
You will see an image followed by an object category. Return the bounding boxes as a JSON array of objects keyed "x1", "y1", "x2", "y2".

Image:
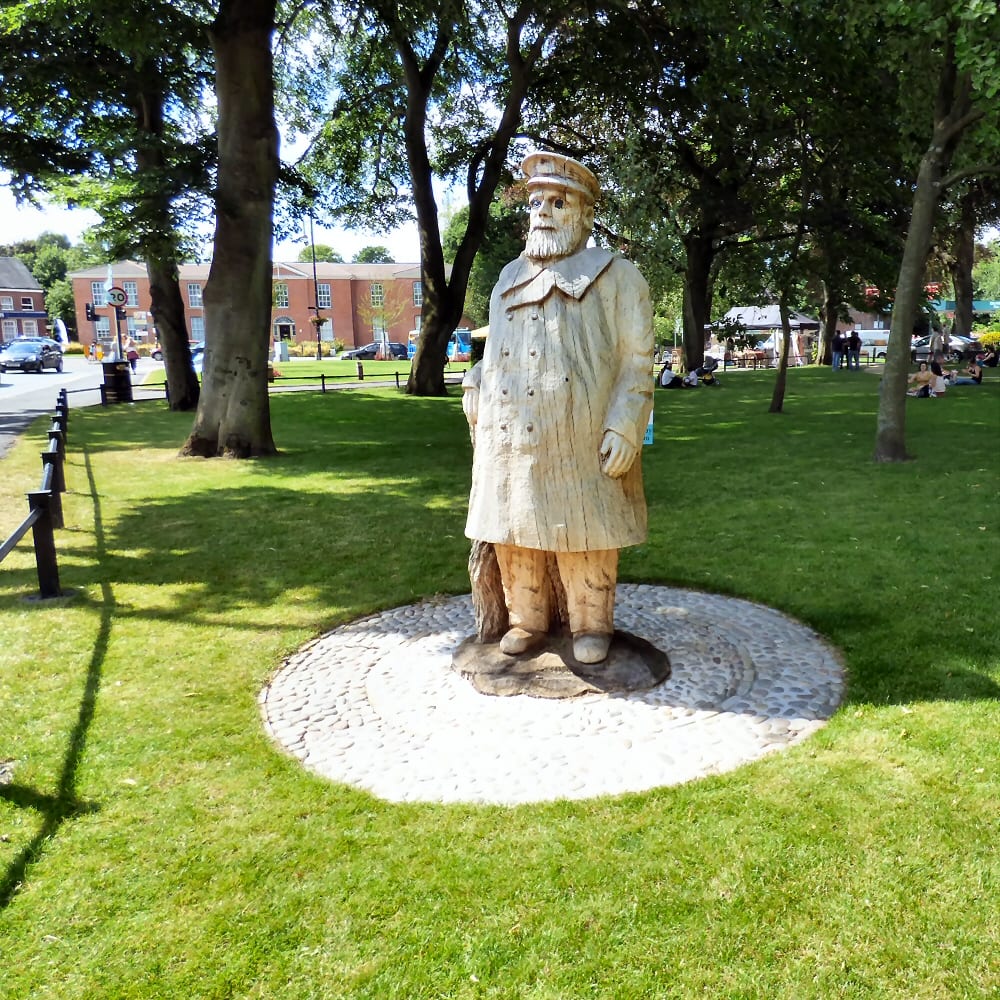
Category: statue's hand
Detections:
[
  {"x1": 462, "y1": 385, "x2": 479, "y2": 426},
  {"x1": 600, "y1": 429, "x2": 637, "y2": 478}
]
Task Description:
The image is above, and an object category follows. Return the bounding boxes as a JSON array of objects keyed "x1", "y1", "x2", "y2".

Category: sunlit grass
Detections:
[{"x1": 0, "y1": 369, "x2": 997, "y2": 999}]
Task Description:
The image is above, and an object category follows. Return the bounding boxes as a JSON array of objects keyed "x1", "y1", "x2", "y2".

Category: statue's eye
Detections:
[
  {"x1": 554, "y1": 198, "x2": 564, "y2": 209},
  {"x1": 529, "y1": 198, "x2": 542, "y2": 209}
]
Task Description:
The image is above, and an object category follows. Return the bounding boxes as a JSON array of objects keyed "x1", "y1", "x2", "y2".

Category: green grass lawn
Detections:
[{"x1": 1, "y1": 367, "x2": 998, "y2": 999}]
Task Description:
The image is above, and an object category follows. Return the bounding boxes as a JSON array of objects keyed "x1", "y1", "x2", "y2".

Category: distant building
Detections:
[
  {"x1": 68, "y1": 260, "x2": 469, "y2": 352},
  {"x1": 0, "y1": 257, "x2": 48, "y2": 342}
]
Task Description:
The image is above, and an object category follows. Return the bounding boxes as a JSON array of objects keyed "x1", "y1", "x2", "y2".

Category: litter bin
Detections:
[{"x1": 102, "y1": 361, "x2": 133, "y2": 404}]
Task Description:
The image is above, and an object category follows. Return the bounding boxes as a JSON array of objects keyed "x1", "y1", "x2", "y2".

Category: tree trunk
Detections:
[
  {"x1": 131, "y1": 86, "x2": 200, "y2": 411},
  {"x1": 181, "y1": 0, "x2": 278, "y2": 458},
  {"x1": 818, "y1": 280, "x2": 838, "y2": 366},
  {"x1": 874, "y1": 55, "x2": 974, "y2": 462},
  {"x1": 681, "y1": 232, "x2": 714, "y2": 371},
  {"x1": 147, "y1": 254, "x2": 200, "y2": 410},
  {"x1": 950, "y1": 191, "x2": 976, "y2": 337},
  {"x1": 768, "y1": 294, "x2": 793, "y2": 413}
]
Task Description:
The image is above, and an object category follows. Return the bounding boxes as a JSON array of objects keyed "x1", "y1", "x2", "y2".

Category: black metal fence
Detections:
[{"x1": 0, "y1": 389, "x2": 68, "y2": 598}]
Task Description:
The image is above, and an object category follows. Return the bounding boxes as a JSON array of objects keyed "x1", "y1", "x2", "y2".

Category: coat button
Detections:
[
  {"x1": 526, "y1": 423, "x2": 533, "y2": 432},
  {"x1": 500, "y1": 423, "x2": 507, "y2": 431},
  {"x1": 527, "y1": 388, "x2": 534, "y2": 396},
  {"x1": 529, "y1": 349, "x2": 536, "y2": 357}
]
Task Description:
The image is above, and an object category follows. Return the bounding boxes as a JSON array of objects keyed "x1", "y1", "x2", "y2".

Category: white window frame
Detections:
[
  {"x1": 412, "y1": 281, "x2": 422, "y2": 307},
  {"x1": 316, "y1": 282, "x2": 331, "y2": 309},
  {"x1": 91, "y1": 282, "x2": 107, "y2": 307},
  {"x1": 273, "y1": 283, "x2": 289, "y2": 308},
  {"x1": 0, "y1": 296, "x2": 13, "y2": 311},
  {"x1": 190, "y1": 316, "x2": 205, "y2": 340},
  {"x1": 187, "y1": 283, "x2": 203, "y2": 308},
  {"x1": 22, "y1": 319, "x2": 38, "y2": 335},
  {"x1": 2, "y1": 319, "x2": 16, "y2": 339},
  {"x1": 20, "y1": 296, "x2": 33, "y2": 309},
  {"x1": 370, "y1": 282, "x2": 384, "y2": 308},
  {"x1": 124, "y1": 281, "x2": 139, "y2": 306},
  {"x1": 373, "y1": 317, "x2": 387, "y2": 339}
]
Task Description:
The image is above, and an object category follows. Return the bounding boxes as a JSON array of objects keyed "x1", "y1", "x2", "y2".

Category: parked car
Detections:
[
  {"x1": 0, "y1": 340, "x2": 64, "y2": 373},
  {"x1": 4, "y1": 335, "x2": 63, "y2": 354},
  {"x1": 911, "y1": 334, "x2": 981, "y2": 363},
  {"x1": 341, "y1": 341, "x2": 409, "y2": 361}
]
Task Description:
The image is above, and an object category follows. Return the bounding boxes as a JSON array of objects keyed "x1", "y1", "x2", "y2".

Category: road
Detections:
[{"x1": 0, "y1": 355, "x2": 159, "y2": 459}]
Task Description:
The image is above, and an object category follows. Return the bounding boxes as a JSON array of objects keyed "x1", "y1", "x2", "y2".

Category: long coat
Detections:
[{"x1": 465, "y1": 247, "x2": 654, "y2": 552}]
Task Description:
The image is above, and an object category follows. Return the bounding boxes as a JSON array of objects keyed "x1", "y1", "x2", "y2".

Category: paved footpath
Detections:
[{"x1": 261, "y1": 585, "x2": 845, "y2": 806}]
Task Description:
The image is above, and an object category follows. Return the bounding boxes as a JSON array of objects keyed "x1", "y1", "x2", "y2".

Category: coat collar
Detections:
[{"x1": 500, "y1": 247, "x2": 615, "y2": 309}]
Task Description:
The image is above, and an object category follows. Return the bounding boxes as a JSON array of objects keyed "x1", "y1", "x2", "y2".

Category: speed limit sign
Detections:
[{"x1": 106, "y1": 287, "x2": 127, "y2": 307}]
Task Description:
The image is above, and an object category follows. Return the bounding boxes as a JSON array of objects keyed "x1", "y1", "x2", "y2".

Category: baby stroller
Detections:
[{"x1": 682, "y1": 356, "x2": 721, "y2": 387}]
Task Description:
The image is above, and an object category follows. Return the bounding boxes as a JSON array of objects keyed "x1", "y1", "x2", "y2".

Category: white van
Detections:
[{"x1": 856, "y1": 329, "x2": 890, "y2": 360}]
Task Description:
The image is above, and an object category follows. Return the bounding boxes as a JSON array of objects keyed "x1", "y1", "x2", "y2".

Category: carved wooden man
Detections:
[{"x1": 462, "y1": 151, "x2": 654, "y2": 664}]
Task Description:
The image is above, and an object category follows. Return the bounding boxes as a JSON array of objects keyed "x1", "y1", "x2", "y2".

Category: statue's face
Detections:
[{"x1": 525, "y1": 187, "x2": 592, "y2": 262}]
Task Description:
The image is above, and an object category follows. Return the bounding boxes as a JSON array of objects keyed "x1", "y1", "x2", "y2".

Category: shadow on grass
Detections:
[{"x1": 0, "y1": 449, "x2": 109, "y2": 910}]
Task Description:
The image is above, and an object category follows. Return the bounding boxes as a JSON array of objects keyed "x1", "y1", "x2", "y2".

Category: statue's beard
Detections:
[{"x1": 525, "y1": 220, "x2": 589, "y2": 262}]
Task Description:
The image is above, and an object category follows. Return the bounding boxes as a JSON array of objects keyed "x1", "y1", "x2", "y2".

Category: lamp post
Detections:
[{"x1": 309, "y1": 215, "x2": 322, "y2": 361}]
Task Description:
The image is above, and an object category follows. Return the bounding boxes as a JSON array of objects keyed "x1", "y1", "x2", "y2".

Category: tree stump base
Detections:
[{"x1": 451, "y1": 630, "x2": 670, "y2": 699}]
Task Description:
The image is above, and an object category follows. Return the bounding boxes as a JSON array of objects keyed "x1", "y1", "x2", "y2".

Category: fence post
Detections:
[
  {"x1": 55, "y1": 390, "x2": 69, "y2": 431},
  {"x1": 26, "y1": 489, "x2": 61, "y2": 598},
  {"x1": 321, "y1": 374, "x2": 326, "y2": 394},
  {"x1": 40, "y1": 453, "x2": 64, "y2": 529}
]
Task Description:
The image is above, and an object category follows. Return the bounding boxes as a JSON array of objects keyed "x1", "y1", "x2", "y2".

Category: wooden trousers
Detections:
[{"x1": 493, "y1": 544, "x2": 618, "y2": 636}]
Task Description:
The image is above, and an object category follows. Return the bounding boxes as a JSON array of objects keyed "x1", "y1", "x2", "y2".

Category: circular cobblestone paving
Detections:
[{"x1": 259, "y1": 586, "x2": 845, "y2": 805}]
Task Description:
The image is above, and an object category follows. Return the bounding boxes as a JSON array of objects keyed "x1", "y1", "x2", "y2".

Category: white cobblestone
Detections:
[{"x1": 260, "y1": 586, "x2": 845, "y2": 805}]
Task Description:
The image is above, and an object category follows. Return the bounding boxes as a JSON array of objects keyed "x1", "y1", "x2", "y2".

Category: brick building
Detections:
[
  {"x1": 0, "y1": 257, "x2": 49, "y2": 342},
  {"x1": 68, "y1": 260, "x2": 466, "y2": 353}
]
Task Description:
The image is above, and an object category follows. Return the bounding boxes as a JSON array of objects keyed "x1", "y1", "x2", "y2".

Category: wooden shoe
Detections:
[
  {"x1": 573, "y1": 632, "x2": 612, "y2": 664},
  {"x1": 499, "y1": 627, "x2": 547, "y2": 656}
]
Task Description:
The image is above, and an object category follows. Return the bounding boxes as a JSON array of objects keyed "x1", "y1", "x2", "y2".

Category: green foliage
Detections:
[
  {"x1": 296, "y1": 243, "x2": 344, "y2": 263},
  {"x1": 973, "y1": 241, "x2": 1000, "y2": 298},
  {"x1": 353, "y1": 245, "x2": 394, "y2": 263},
  {"x1": 442, "y1": 197, "x2": 526, "y2": 326}
]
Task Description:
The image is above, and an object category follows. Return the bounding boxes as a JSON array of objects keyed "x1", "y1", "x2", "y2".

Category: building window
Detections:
[
  {"x1": 412, "y1": 281, "x2": 422, "y2": 307},
  {"x1": 0, "y1": 296, "x2": 12, "y2": 310},
  {"x1": 20, "y1": 296, "x2": 34, "y2": 309},
  {"x1": 187, "y1": 283, "x2": 203, "y2": 308},
  {"x1": 91, "y1": 282, "x2": 107, "y2": 307},
  {"x1": 370, "y1": 282, "x2": 384, "y2": 308},
  {"x1": 2, "y1": 319, "x2": 16, "y2": 339},
  {"x1": 273, "y1": 283, "x2": 289, "y2": 308},
  {"x1": 413, "y1": 315, "x2": 422, "y2": 332},
  {"x1": 373, "y1": 317, "x2": 387, "y2": 338},
  {"x1": 23, "y1": 319, "x2": 38, "y2": 335},
  {"x1": 316, "y1": 282, "x2": 331, "y2": 309},
  {"x1": 190, "y1": 316, "x2": 205, "y2": 340},
  {"x1": 124, "y1": 281, "x2": 139, "y2": 306}
]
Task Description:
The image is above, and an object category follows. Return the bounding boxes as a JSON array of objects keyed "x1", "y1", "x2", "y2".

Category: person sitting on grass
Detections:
[
  {"x1": 907, "y1": 361, "x2": 934, "y2": 396},
  {"x1": 929, "y1": 360, "x2": 948, "y2": 396},
  {"x1": 947, "y1": 357, "x2": 984, "y2": 385}
]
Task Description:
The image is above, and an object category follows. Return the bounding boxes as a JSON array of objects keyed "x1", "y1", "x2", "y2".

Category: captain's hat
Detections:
[{"x1": 521, "y1": 151, "x2": 600, "y2": 204}]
